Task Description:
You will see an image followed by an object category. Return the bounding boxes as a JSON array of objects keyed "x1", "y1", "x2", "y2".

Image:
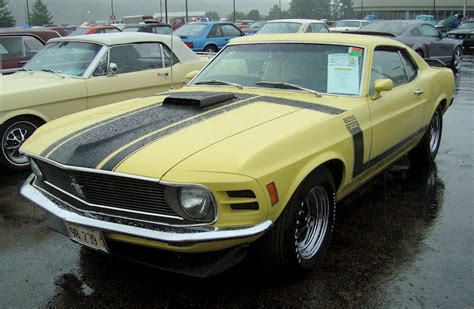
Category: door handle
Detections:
[
  {"x1": 414, "y1": 89, "x2": 424, "y2": 95},
  {"x1": 157, "y1": 72, "x2": 169, "y2": 77}
]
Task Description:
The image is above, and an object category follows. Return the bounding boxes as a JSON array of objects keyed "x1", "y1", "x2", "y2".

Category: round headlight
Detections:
[
  {"x1": 178, "y1": 187, "x2": 211, "y2": 219},
  {"x1": 30, "y1": 159, "x2": 43, "y2": 179}
]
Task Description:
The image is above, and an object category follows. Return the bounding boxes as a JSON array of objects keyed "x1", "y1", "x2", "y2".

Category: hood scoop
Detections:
[{"x1": 163, "y1": 92, "x2": 236, "y2": 109}]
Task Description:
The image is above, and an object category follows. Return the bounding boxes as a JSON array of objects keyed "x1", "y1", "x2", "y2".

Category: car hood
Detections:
[
  {"x1": 22, "y1": 87, "x2": 345, "y2": 179},
  {"x1": 0, "y1": 72, "x2": 85, "y2": 114}
]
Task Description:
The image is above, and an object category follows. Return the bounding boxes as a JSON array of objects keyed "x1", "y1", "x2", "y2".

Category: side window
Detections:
[
  {"x1": 23, "y1": 36, "x2": 44, "y2": 57},
  {"x1": 109, "y1": 43, "x2": 163, "y2": 74},
  {"x1": 307, "y1": 23, "x2": 329, "y2": 33},
  {"x1": 400, "y1": 50, "x2": 418, "y2": 82},
  {"x1": 370, "y1": 49, "x2": 409, "y2": 95},
  {"x1": 208, "y1": 25, "x2": 223, "y2": 38},
  {"x1": 221, "y1": 24, "x2": 241, "y2": 37},
  {"x1": 420, "y1": 25, "x2": 439, "y2": 37},
  {"x1": 162, "y1": 44, "x2": 179, "y2": 67},
  {"x1": 0, "y1": 37, "x2": 24, "y2": 59},
  {"x1": 411, "y1": 27, "x2": 422, "y2": 36}
]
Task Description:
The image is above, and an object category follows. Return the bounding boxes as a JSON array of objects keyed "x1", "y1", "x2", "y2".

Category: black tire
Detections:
[
  {"x1": 255, "y1": 166, "x2": 336, "y2": 276},
  {"x1": 409, "y1": 106, "x2": 443, "y2": 166},
  {"x1": 0, "y1": 116, "x2": 43, "y2": 171},
  {"x1": 204, "y1": 45, "x2": 218, "y2": 53},
  {"x1": 449, "y1": 46, "x2": 463, "y2": 73}
]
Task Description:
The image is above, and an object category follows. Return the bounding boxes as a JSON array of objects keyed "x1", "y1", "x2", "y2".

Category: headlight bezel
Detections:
[{"x1": 164, "y1": 183, "x2": 217, "y2": 223}]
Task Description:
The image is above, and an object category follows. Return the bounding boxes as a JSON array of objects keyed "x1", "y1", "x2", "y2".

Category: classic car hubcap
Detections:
[
  {"x1": 454, "y1": 49, "x2": 462, "y2": 70},
  {"x1": 295, "y1": 185, "x2": 330, "y2": 260},
  {"x1": 2, "y1": 122, "x2": 37, "y2": 166},
  {"x1": 429, "y1": 110, "x2": 441, "y2": 154}
]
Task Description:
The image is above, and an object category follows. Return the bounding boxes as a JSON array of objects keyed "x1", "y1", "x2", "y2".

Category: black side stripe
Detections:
[
  {"x1": 103, "y1": 96, "x2": 346, "y2": 171},
  {"x1": 350, "y1": 126, "x2": 428, "y2": 178}
]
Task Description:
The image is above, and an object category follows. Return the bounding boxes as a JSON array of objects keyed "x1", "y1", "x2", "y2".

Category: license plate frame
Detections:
[{"x1": 65, "y1": 222, "x2": 108, "y2": 252}]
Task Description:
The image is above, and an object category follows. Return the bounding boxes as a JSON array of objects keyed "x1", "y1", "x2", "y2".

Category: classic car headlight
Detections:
[{"x1": 179, "y1": 187, "x2": 211, "y2": 219}]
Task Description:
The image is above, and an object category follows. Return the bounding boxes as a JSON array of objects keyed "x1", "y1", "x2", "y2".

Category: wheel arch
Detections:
[{"x1": 0, "y1": 111, "x2": 48, "y2": 127}]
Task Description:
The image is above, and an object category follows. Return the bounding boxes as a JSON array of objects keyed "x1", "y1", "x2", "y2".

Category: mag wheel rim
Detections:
[
  {"x1": 429, "y1": 111, "x2": 441, "y2": 154},
  {"x1": 454, "y1": 48, "x2": 463, "y2": 70},
  {"x1": 2, "y1": 121, "x2": 37, "y2": 166},
  {"x1": 295, "y1": 185, "x2": 330, "y2": 260}
]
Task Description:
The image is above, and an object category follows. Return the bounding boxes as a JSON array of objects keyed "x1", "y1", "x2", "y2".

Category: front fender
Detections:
[{"x1": 0, "y1": 109, "x2": 49, "y2": 126}]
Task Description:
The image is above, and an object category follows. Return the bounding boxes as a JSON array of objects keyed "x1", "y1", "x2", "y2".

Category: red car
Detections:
[
  {"x1": 0, "y1": 29, "x2": 60, "y2": 74},
  {"x1": 69, "y1": 25, "x2": 121, "y2": 36},
  {"x1": 47, "y1": 26, "x2": 77, "y2": 37}
]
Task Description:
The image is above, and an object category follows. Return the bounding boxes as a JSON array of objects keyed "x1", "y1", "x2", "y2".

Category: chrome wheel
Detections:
[
  {"x1": 295, "y1": 185, "x2": 330, "y2": 260},
  {"x1": 1, "y1": 121, "x2": 38, "y2": 166},
  {"x1": 429, "y1": 110, "x2": 442, "y2": 154},
  {"x1": 454, "y1": 48, "x2": 463, "y2": 71}
]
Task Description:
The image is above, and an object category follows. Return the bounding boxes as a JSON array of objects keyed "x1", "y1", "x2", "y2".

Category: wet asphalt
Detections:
[{"x1": 0, "y1": 56, "x2": 473, "y2": 308}]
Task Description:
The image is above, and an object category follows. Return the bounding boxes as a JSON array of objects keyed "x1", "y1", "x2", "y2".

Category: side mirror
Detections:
[
  {"x1": 241, "y1": 31, "x2": 246, "y2": 36},
  {"x1": 186, "y1": 70, "x2": 199, "y2": 81},
  {"x1": 441, "y1": 31, "x2": 448, "y2": 38},
  {"x1": 372, "y1": 79, "x2": 393, "y2": 100},
  {"x1": 108, "y1": 62, "x2": 118, "y2": 76}
]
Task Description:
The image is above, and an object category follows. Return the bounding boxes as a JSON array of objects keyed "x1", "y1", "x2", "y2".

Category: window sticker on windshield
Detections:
[
  {"x1": 327, "y1": 54, "x2": 360, "y2": 95},
  {"x1": 348, "y1": 47, "x2": 363, "y2": 57}
]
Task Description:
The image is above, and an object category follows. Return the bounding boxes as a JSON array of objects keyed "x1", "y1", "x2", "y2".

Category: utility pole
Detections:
[
  {"x1": 110, "y1": 0, "x2": 115, "y2": 21},
  {"x1": 26, "y1": 0, "x2": 31, "y2": 26},
  {"x1": 185, "y1": 0, "x2": 188, "y2": 23},
  {"x1": 165, "y1": 0, "x2": 168, "y2": 24},
  {"x1": 463, "y1": 0, "x2": 467, "y2": 16},
  {"x1": 279, "y1": 0, "x2": 282, "y2": 18},
  {"x1": 361, "y1": 0, "x2": 364, "y2": 19},
  {"x1": 433, "y1": 0, "x2": 436, "y2": 18},
  {"x1": 233, "y1": 0, "x2": 236, "y2": 22}
]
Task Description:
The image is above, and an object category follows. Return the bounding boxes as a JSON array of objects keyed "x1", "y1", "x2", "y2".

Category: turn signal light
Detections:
[
  {"x1": 266, "y1": 182, "x2": 279, "y2": 206},
  {"x1": 185, "y1": 41, "x2": 193, "y2": 48}
]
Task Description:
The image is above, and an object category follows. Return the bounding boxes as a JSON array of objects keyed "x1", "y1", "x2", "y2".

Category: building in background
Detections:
[{"x1": 352, "y1": 0, "x2": 473, "y2": 20}]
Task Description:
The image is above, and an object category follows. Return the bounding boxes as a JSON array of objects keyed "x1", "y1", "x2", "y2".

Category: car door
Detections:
[
  {"x1": 367, "y1": 47, "x2": 426, "y2": 170},
  {"x1": 220, "y1": 24, "x2": 243, "y2": 46},
  {"x1": 206, "y1": 24, "x2": 226, "y2": 49},
  {"x1": 85, "y1": 42, "x2": 174, "y2": 110},
  {"x1": 420, "y1": 24, "x2": 452, "y2": 63}
]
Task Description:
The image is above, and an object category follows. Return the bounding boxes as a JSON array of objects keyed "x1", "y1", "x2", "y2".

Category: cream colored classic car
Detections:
[{"x1": 0, "y1": 32, "x2": 208, "y2": 170}]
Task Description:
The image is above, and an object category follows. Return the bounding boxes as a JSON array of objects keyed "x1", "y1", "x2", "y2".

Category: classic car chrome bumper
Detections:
[{"x1": 21, "y1": 174, "x2": 272, "y2": 244}]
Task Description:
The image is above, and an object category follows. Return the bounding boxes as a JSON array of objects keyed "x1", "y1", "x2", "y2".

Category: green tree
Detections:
[
  {"x1": 268, "y1": 4, "x2": 289, "y2": 20},
  {"x1": 332, "y1": 0, "x2": 353, "y2": 19},
  {"x1": 289, "y1": 0, "x2": 331, "y2": 19},
  {"x1": 205, "y1": 11, "x2": 220, "y2": 21},
  {"x1": 227, "y1": 11, "x2": 247, "y2": 21},
  {"x1": 247, "y1": 9, "x2": 261, "y2": 21},
  {"x1": 30, "y1": 0, "x2": 53, "y2": 26},
  {"x1": 0, "y1": 0, "x2": 15, "y2": 27}
]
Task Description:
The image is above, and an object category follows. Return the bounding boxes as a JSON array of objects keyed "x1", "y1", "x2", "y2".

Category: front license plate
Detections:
[{"x1": 65, "y1": 222, "x2": 108, "y2": 252}]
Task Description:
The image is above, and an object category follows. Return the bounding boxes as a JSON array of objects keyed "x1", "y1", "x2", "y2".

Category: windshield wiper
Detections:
[
  {"x1": 194, "y1": 80, "x2": 243, "y2": 89},
  {"x1": 20, "y1": 67, "x2": 33, "y2": 74},
  {"x1": 41, "y1": 68, "x2": 65, "y2": 79},
  {"x1": 256, "y1": 81, "x2": 322, "y2": 97}
]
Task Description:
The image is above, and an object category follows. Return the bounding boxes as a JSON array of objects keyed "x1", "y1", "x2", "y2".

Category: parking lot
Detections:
[{"x1": 0, "y1": 53, "x2": 473, "y2": 308}]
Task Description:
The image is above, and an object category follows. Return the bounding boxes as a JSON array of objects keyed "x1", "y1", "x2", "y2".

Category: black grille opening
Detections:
[{"x1": 226, "y1": 190, "x2": 256, "y2": 198}]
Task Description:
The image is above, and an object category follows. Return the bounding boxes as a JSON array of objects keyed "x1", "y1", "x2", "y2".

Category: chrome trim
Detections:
[
  {"x1": 0, "y1": 68, "x2": 20, "y2": 74},
  {"x1": 21, "y1": 174, "x2": 272, "y2": 243},
  {"x1": 83, "y1": 45, "x2": 108, "y2": 78},
  {"x1": 24, "y1": 154, "x2": 219, "y2": 225},
  {"x1": 40, "y1": 179, "x2": 184, "y2": 221}
]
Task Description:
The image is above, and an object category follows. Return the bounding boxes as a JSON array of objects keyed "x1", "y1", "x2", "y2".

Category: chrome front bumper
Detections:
[{"x1": 21, "y1": 174, "x2": 272, "y2": 244}]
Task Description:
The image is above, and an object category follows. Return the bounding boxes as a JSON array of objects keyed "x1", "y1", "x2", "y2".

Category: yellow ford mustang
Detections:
[{"x1": 20, "y1": 33, "x2": 455, "y2": 277}]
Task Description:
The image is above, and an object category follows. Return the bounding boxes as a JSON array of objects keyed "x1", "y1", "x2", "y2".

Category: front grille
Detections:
[{"x1": 35, "y1": 159, "x2": 180, "y2": 219}]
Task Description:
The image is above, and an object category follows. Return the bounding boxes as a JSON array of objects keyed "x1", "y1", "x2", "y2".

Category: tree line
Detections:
[
  {"x1": 207, "y1": 0, "x2": 354, "y2": 22},
  {"x1": 0, "y1": 0, "x2": 52, "y2": 27}
]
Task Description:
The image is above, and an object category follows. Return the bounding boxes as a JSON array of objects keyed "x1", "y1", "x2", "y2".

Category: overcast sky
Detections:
[{"x1": 9, "y1": 0, "x2": 292, "y2": 25}]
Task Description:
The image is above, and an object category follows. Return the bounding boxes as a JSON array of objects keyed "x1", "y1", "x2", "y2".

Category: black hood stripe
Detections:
[
  {"x1": 47, "y1": 93, "x2": 255, "y2": 168},
  {"x1": 102, "y1": 96, "x2": 346, "y2": 171}
]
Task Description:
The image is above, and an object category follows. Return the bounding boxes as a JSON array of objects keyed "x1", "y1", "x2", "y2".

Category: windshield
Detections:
[
  {"x1": 250, "y1": 21, "x2": 265, "y2": 28},
  {"x1": 123, "y1": 27, "x2": 139, "y2": 32},
  {"x1": 335, "y1": 20, "x2": 361, "y2": 27},
  {"x1": 459, "y1": 22, "x2": 474, "y2": 29},
  {"x1": 174, "y1": 24, "x2": 207, "y2": 36},
  {"x1": 192, "y1": 43, "x2": 364, "y2": 96},
  {"x1": 361, "y1": 22, "x2": 411, "y2": 35},
  {"x1": 69, "y1": 27, "x2": 91, "y2": 36},
  {"x1": 258, "y1": 22, "x2": 302, "y2": 34},
  {"x1": 416, "y1": 16, "x2": 433, "y2": 21},
  {"x1": 24, "y1": 41, "x2": 102, "y2": 77}
]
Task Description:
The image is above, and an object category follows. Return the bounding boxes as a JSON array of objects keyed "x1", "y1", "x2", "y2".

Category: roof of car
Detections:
[
  {"x1": 229, "y1": 32, "x2": 406, "y2": 48},
  {"x1": 0, "y1": 28, "x2": 60, "y2": 40},
  {"x1": 125, "y1": 23, "x2": 170, "y2": 27},
  {"x1": 49, "y1": 32, "x2": 177, "y2": 45},
  {"x1": 267, "y1": 19, "x2": 326, "y2": 24}
]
